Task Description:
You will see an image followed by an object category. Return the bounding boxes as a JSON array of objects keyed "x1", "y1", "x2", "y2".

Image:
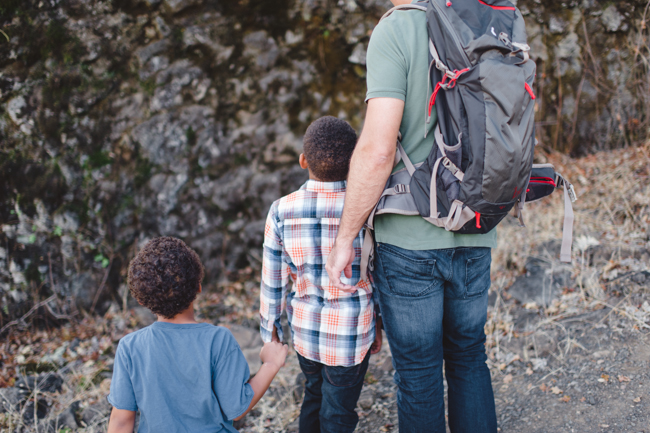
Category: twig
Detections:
[
  {"x1": 580, "y1": 295, "x2": 630, "y2": 337},
  {"x1": 553, "y1": 56, "x2": 563, "y2": 151},
  {"x1": 45, "y1": 302, "x2": 76, "y2": 321},
  {"x1": 592, "y1": 299, "x2": 650, "y2": 330},
  {"x1": 0, "y1": 295, "x2": 57, "y2": 335},
  {"x1": 0, "y1": 29, "x2": 9, "y2": 42},
  {"x1": 525, "y1": 367, "x2": 565, "y2": 394},
  {"x1": 567, "y1": 73, "x2": 585, "y2": 150},
  {"x1": 48, "y1": 252, "x2": 56, "y2": 294},
  {"x1": 90, "y1": 253, "x2": 114, "y2": 314}
]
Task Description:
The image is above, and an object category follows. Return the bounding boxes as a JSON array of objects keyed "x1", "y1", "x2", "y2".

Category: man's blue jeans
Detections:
[
  {"x1": 297, "y1": 352, "x2": 370, "y2": 433},
  {"x1": 372, "y1": 243, "x2": 497, "y2": 433}
]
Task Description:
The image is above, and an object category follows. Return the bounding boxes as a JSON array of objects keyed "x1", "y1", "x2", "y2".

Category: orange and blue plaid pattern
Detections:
[{"x1": 260, "y1": 180, "x2": 375, "y2": 367}]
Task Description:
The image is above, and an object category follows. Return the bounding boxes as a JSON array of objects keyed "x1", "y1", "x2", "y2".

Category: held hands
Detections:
[
  {"x1": 325, "y1": 240, "x2": 358, "y2": 293},
  {"x1": 370, "y1": 316, "x2": 383, "y2": 355},
  {"x1": 260, "y1": 341, "x2": 288, "y2": 371}
]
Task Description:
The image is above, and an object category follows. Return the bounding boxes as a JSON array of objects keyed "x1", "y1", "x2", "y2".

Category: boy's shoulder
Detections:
[
  {"x1": 270, "y1": 181, "x2": 346, "y2": 221},
  {"x1": 117, "y1": 322, "x2": 236, "y2": 350}
]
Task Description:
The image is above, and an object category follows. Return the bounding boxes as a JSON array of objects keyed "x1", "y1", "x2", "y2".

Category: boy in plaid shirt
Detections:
[{"x1": 260, "y1": 116, "x2": 382, "y2": 433}]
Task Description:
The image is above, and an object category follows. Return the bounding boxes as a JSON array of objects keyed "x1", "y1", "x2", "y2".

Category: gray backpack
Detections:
[{"x1": 361, "y1": 0, "x2": 577, "y2": 278}]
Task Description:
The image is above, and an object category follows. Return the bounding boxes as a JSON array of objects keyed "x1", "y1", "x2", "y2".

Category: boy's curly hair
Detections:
[
  {"x1": 303, "y1": 116, "x2": 357, "y2": 182},
  {"x1": 127, "y1": 237, "x2": 204, "y2": 319}
]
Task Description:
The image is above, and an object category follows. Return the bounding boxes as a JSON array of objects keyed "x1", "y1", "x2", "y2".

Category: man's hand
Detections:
[{"x1": 325, "y1": 239, "x2": 358, "y2": 292}]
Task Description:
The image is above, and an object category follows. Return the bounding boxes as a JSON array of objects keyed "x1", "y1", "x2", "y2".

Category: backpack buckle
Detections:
[
  {"x1": 394, "y1": 184, "x2": 408, "y2": 194},
  {"x1": 567, "y1": 183, "x2": 577, "y2": 203}
]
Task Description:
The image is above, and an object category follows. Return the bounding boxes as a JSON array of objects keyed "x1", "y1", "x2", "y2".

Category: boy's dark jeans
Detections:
[{"x1": 297, "y1": 351, "x2": 371, "y2": 433}]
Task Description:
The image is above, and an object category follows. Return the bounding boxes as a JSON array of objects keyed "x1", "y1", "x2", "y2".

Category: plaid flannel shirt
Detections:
[{"x1": 260, "y1": 180, "x2": 375, "y2": 367}]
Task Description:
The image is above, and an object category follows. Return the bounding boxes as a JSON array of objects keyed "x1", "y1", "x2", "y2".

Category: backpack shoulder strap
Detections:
[{"x1": 380, "y1": 3, "x2": 427, "y2": 22}]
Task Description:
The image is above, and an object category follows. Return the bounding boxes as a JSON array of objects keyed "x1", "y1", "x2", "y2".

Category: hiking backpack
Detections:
[{"x1": 360, "y1": 0, "x2": 577, "y2": 278}]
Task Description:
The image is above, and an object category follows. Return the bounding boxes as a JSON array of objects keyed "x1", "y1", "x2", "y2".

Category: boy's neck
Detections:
[
  {"x1": 308, "y1": 172, "x2": 345, "y2": 183},
  {"x1": 157, "y1": 302, "x2": 198, "y2": 324}
]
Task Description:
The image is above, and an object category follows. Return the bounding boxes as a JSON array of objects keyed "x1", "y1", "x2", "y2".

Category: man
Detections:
[{"x1": 325, "y1": 1, "x2": 498, "y2": 432}]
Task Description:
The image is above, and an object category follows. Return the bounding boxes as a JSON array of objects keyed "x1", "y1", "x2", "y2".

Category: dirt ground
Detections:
[{"x1": 235, "y1": 291, "x2": 650, "y2": 433}]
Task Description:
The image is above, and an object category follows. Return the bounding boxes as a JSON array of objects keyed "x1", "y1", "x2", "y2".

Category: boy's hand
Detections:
[
  {"x1": 370, "y1": 316, "x2": 383, "y2": 354},
  {"x1": 260, "y1": 341, "x2": 288, "y2": 371},
  {"x1": 271, "y1": 325, "x2": 280, "y2": 343}
]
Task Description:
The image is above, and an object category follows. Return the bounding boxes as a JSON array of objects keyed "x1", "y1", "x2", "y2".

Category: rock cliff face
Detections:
[{"x1": 1, "y1": 0, "x2": 648, "y2": 318}]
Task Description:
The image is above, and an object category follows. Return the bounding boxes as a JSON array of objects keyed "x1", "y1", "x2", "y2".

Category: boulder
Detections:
[
  {"x1": 0, "y1": 387, "x2": 23, "y2": 413},
  {"x1": 508, "y1": 257, "x2": 573, "y2": 307}
]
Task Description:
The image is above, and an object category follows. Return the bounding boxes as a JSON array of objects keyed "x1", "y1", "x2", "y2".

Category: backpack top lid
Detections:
[{"x1": 427, "y1": 0, "x2": 527, "y2": 69}]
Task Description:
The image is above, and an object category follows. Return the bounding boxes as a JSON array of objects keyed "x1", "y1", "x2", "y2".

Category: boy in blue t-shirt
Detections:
[{"x1": 107, "y1": 237, "x2": 288, "y2": 433}]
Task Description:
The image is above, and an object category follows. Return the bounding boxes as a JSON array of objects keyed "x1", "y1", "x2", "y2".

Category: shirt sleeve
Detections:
[
  {"x1": 107, "y1": 339, "x2": 138, "y2": 411},
  {"x1": 259, "y1": 203, "x2": 290, "y2": 343},
  {"x1": 213, "y1": 332, "x2": 255, "y2": 420},
  {"x1": 366, "y1": 16, "x2": 409, "y2": 102}
]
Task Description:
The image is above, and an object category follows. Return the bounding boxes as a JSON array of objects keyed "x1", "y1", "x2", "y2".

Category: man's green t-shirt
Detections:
[{"x1": 365, "y1": 2, "x2": 497, "y2": 250}]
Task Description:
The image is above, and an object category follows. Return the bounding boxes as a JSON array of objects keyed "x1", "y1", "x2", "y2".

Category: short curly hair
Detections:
[
  {"x1": 303, "y1": 116, "x2": 357, "y2": 182},
  {"x1": 127, "y1": 237, "x2": 205, "y2": 319}
]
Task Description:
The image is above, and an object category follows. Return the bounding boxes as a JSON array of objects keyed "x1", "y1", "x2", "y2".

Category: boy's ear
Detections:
[{"x1": 299, "y1": 153, "x2": 309, "y2": 170}]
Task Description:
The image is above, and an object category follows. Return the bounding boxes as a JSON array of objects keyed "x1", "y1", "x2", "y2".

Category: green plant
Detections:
[
  {"x1": 141, "y1": 77, "x2": 157, "y2": 96},
  {"x1": 94, "y1": 254, "x2": 110, "y2": 268}
]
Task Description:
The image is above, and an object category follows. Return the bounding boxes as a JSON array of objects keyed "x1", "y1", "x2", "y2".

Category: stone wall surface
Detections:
[{"x1": 1, "y1": 0, "x2": 648, "y2": 319}]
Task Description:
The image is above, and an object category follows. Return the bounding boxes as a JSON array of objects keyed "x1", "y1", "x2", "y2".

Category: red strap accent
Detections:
[
  {"x1": 446, "y1": 1, "x2": 452, "y2": 6},
  {"x1": 428, "y1": 69, "x2": 470, "y2": 116},
  {"x1": 476, "y1": 0, "x2": 516, "y2": 10},
  {"x1": 475, "y1": 213, "x2": 482, "y2": 229},
  {"x1": 428, "y1": 82, "x2": 443, "y2": 116},
  {"x1": 525, "y1": 82, "x2": 536, "y2": 99},
  {"x1": 529, "y1": 180, "x2": 556, "y2": 186}
]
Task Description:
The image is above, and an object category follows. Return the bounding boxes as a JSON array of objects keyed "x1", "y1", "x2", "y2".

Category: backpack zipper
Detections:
[{"x1": 431, "y1": 0, "x2": 471, "y2": 68}]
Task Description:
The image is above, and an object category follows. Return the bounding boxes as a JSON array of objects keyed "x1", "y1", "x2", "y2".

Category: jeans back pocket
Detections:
[
  {"x1": 464, "y1": 248, "x2": 492, "y2": 298},
  {"x1": 377, "y1": 244, "x2": 438, "y2": 297}
]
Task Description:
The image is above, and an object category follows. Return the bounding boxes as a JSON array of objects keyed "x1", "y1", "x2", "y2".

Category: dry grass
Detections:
[{"x1": 487, "y1": 142, "x2": 650, "y2": 375}]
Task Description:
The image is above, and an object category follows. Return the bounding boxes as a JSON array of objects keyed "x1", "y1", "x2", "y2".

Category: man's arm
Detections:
[
  {"x1": 326, "y1": 98, "x2": 404, "y2": 291},
  {"x1": 107, "y1": 408, "x2": 136, "y2": 433}
]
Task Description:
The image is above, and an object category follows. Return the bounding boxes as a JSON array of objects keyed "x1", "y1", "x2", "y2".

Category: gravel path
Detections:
[{"x1": 240, "y1": 296, "x2": 649, "y2": 433}]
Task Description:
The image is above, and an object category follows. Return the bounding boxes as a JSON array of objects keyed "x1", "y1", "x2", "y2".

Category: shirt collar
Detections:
[{"x1": 302, "y1": 179, "x2": 347, "y2": 193}]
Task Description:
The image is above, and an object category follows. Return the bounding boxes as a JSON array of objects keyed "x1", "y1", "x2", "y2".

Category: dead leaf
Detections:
[
  {"x1": 525, "y1": 367, "x2": 533, "y2": 375},
  {"x1": 580, "y1": 397, "x2": 586, "y2": 402},
  {"x1": 503, "y1": 374, "x2": 513, "y2": 384},
  {"x1": 498, "y1": 363, "x2": 507, "y2": 371},
  {"x1": 633, "y1": 397, "x2": 641, "y2": 403},
  {"x1": 551, "y1": 386, "x2": 563, "y2": 395},
  {"x1": 539, "y1": 383, "x2": 548, "y2": 392},
  {"x1": 617, "y1": 375, "x2": 630, "y2": 382},
  {"x1": 560, "y1": 395, "x2": 571, "y2": 402},
  {"x1": 598, "y1": 374, "x2": 610, "y2": 383}
]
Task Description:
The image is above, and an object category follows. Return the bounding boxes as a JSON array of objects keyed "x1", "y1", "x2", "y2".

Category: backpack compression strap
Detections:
[{"x1": 556, "y1": 174, "x2": 576, "y2": 263}]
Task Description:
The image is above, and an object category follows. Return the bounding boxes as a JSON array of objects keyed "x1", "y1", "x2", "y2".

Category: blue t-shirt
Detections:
[{"x1": 108, "y1": 322, "x2": 254, "y2": 433}]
